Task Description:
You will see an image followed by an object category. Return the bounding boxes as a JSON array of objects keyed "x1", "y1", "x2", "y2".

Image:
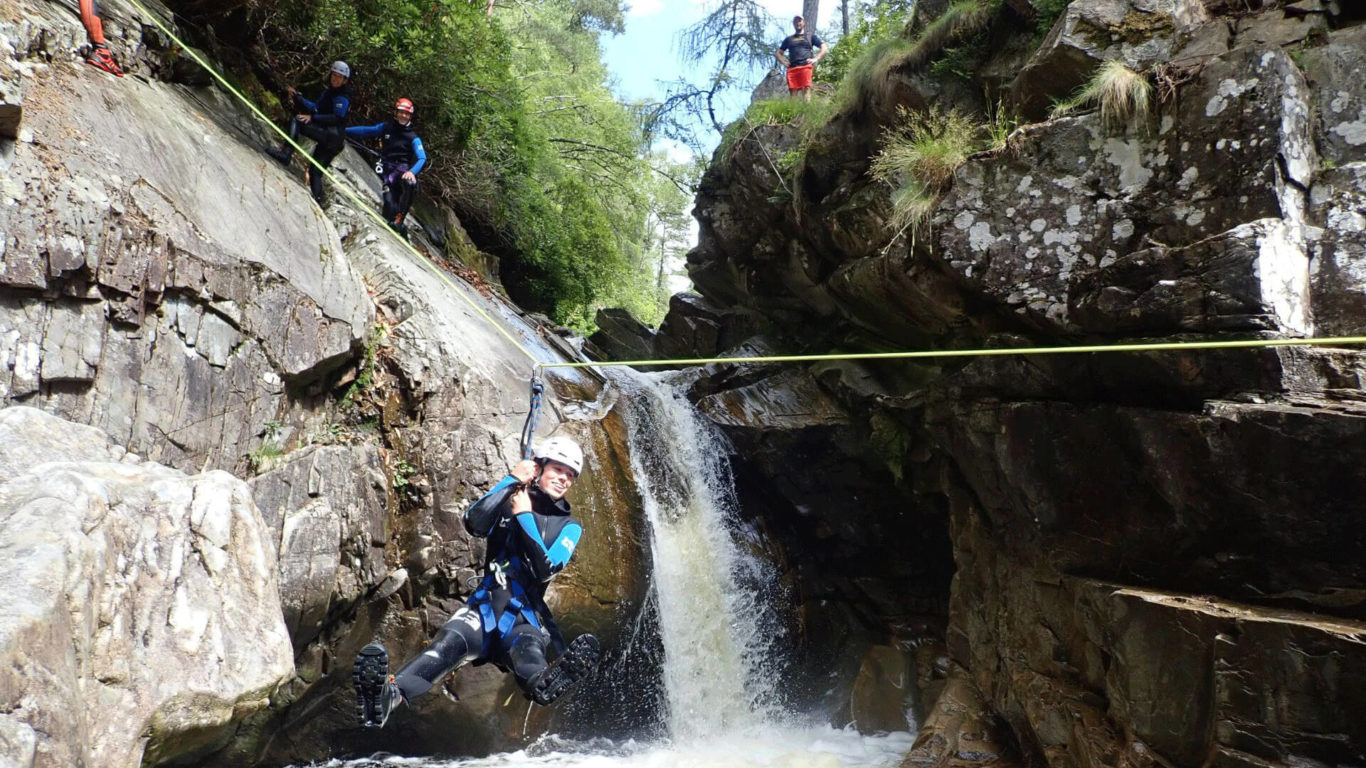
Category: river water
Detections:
[{"x1": 313, "y1": 372, "x2": 914, "y2": 768}]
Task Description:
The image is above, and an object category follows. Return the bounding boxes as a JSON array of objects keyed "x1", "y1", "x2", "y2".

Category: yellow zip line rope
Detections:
[
  {"x1": 120, "y1": 4, "x2": 1366, "y2": 378},
  {"x1": 124, "y1": 0, "x2": 542, "y2": 364},
  {"x1": 539, "y1": 336, "x2": 1366, "y2": 369}
]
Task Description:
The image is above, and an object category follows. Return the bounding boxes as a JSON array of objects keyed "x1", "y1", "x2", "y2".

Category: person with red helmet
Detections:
[
  {"x1": 79, "y1": 0, "x2": 123, "y2": 77},
  {"x1": 345, "y1": 97, "x2": 428, "y2": 238}
]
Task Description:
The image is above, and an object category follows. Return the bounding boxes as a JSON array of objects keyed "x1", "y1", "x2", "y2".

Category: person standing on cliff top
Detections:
[
  {"x1": 345, "y1": 97, "x2": 427, "y2": 239},
  {"x1": 265, "y1": 61, "x2": 353, "y2": 204},
  {"x1": 353, "y1": 436, "x2": 601, "y2": 727},
  {"x1": 776, "y1": 15, "x2": 825, "y2": 101},
  {"x1": 79, "y1": 0, "x2": 123, "y2": 76}
]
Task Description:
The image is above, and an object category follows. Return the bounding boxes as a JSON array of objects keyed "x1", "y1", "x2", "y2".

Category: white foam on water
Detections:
[{"x1": 315, "y1": 727, "x2": 914, "y2": 768}]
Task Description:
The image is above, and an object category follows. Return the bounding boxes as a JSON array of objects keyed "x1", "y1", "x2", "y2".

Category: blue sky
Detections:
[
  {"x1": 600, "y1": 0, "x2": 841, "y2": 157},
  {"x1": 597, "y1": 0, "x2": 842, "y2": 294}
]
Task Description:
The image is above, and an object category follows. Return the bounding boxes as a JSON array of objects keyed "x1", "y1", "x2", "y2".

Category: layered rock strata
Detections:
[
  {"x1": 0, "y1": 2, "x2": 650, "y2": 765},
  {"x1": 670, "y1": 0, "x2": 1366, "y2": 764}
]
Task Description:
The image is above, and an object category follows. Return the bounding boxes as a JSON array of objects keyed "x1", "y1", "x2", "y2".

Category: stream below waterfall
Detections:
[{"x1": 300, "y1": 372, "x2": 914, "y2": 768}]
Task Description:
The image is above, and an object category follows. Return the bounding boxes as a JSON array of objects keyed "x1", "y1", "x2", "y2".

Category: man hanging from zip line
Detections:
[
  {"x1": 353, "y1": 436, "x2": 602, "y2": 727},
  {"x1": 79, "y1": 0, "x2": 124, "y2": 77},
  {"x1": 776, "y1": 15, "x2": 825, "y2": 101},
  {"x1": 345, "y1": 97, "x2": 427, "y2": 239}
]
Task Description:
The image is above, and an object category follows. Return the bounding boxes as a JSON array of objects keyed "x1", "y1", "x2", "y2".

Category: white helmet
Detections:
[{"x1": 535, "y1": 436, "x2": 583, "y2": 476}]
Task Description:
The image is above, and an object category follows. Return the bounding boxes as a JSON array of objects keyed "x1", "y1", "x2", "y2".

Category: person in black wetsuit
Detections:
[
  {"x1": 354, "y1": 436, "x2": 601, "y2": 727},
  {"x1": 266, "y1": 60, "x2": 353, "y2": 203},
  {"x1": 345, "y1": 97, "x2": 427, "y2": 237}
]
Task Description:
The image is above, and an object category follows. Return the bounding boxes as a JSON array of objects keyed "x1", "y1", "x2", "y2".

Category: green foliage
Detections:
[
  {"x1": 819, "y1": 0, "x2": 916, "y2": 86},
  {"x1": 391, "y1": 457, "x2": 416, "y2": 489},
  {"x1": 829, "y1": 37, "x2": 914, "y2": 116},
  {"x1": 718, "y1": 97, "x2": 835, "y2": 159},
  {"x1": 870, "y1": 106, "x2": 979, "y2": 232},
  {"x1": 928, "y1": 44, "x2": 978, "y2": 81},
  {"x1": 247, "y1": 443, "x2": 283, "y2": 474},
  {"x1": 984, "y1": 99, "x2": 1021, "y2": 150},
  {"x1": 1031, "y1": 0, "x2": 1072, "y2": 39},
  {"x1": 1051, "y1": 60, "x2": 1152, "y2": 130},
  {"x1": 227, "y1": 0, "x2": 669, "y2": 327},
  {"x1": 903, "y1": 0, "x2": 996, "y2": 70}
]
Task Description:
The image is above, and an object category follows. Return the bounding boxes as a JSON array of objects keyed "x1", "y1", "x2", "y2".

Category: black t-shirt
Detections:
[{"x1": 780, "y1": 33, "x2": 823, "y2": 65}]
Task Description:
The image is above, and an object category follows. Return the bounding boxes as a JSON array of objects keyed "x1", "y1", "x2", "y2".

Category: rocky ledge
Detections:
[{"x1": 627, "y1": 0, "x2": 1366, "y2": 764}]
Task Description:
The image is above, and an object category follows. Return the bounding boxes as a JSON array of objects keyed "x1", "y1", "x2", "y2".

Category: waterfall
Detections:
[
  {"x1": 612, "y1": 370, "x2": 787, "y2": 740},
  {"x1": 305, "y1": 370, "x2": 915, "y2": 768}
]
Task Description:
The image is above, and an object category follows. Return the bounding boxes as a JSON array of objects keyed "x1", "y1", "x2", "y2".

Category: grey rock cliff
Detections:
[
  {"x1": 674, "y1": 2, "x2": 1366, "y2": 765},
  {"x1": 0, "y1": 406, "x2": 294, "y2": 768},
  {"x1": 0, "y1": 2, "x2": 652, "y2": 765}
]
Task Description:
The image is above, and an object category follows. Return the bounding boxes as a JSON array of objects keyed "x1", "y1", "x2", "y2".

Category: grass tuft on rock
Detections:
[
  {"x1": 870, "y1": 106, "x2": 978, "y2": 232},
  {"x1": 832, "y1": 37, "x2": 916, "y2": 116},
  {"x1": 1052, "y1": 60, "x2": 1153, "y2": 130},
  {"x1": 903, "y1": 0, "x2": 997, "y2": 70}
]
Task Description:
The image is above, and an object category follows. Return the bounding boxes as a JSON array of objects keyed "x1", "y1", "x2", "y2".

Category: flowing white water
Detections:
[
  {"x1": 616, "y1": 371, "x2": 784, "y2": 739},
  {"x1": 313, "y1": 371, "x2": 913, "y2": 768}
]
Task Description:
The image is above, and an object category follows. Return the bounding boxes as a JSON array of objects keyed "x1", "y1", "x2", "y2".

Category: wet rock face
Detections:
[
  {"x1": 0, "y1": 14, "x2": 370, "y2": 473},
  {"x1": 0, "y1": 406, "x2": 294, "y2": 768},
  {"x1": 676, "y1": 1, "x2": 1366, "y2": 763},
  {"x1": 1, "y1": 5, "x2": 650, "y2": 766}
]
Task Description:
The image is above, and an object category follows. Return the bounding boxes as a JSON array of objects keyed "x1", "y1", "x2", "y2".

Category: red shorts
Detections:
[{"x1": 786, "y1": 64, "x2": 813, "y2": 90}]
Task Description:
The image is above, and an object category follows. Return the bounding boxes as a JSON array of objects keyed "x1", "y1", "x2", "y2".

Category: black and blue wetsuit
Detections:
[
  {"x1": 390, "y1": 473, "x2": 582, "y2": 701},
  {"x1": 285, "y1": 83, "x2": 352, "y2": 200},
  {"x1": 345, "y1": 120, "x2": 427, "y2": 222}
]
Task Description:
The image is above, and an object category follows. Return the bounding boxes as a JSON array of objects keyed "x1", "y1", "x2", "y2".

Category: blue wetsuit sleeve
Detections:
[
  {"x1": 295, "y1": 90, "x2": 319, "y2": 113},
  {"x1": 345, "y1": 123, "x2": 384, "y2": 138},
  {"x1": 312, "y1": 94, "x2": 350, "y2": 127},
  {"x1": 514, "y1": 515, "x2": 581, "y2": 582},
  {"x1": 464, "y1": 475, "x2": 519, "y2": 537},
  {"x1": 411, "y1": 137, "x2": 427, "y2": 175}
]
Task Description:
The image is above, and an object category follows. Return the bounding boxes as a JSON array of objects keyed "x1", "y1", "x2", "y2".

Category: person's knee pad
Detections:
[
  {"x1": 392, "y1": 626, "x2": 476, "y2": 700},
  {"x1": 504, "y1": 626, "x2": 549, "y2": 691}
]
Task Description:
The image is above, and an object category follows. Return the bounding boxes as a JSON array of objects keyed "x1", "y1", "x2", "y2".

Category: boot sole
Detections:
[{"x1": 353, "y1": 642, "x2": 389, "y2": 727}]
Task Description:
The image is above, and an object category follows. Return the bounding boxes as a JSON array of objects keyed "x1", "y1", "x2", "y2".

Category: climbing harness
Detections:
[{"x1": 519, "y1": 374, "x2": 545, "y2": 460}]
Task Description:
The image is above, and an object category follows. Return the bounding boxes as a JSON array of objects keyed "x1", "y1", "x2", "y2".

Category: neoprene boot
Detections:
[
  {"x1": 528, "y1": 634, "x2": 600, "y2": 706},
  {"x1": 354, "y1": 642, "x2": 402, "y2": 727},
  {"x1": 265, "y1": 146, "x2": 292, "y2": 166},
  {"x1": 307, "y1": 167, "x2": 325, "y2": 204}
]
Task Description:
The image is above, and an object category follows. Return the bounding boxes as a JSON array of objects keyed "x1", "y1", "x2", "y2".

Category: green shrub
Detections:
[{"x1": 830, "y1": 37, "x2": 915, "y2": 115}]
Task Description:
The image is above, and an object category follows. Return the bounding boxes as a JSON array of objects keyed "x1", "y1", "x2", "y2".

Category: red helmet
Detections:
[{"x1": 395, "y1": 98, "x2": 415, "y2": 114}]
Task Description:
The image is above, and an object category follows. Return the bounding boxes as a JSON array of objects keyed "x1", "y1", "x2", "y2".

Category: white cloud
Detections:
[
  {"x1": 627, "y1": 0, "x2": 665, "y2": 17},
  {"x1": 657, "y1": 137, "x2": 696, "y2": 165}
]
